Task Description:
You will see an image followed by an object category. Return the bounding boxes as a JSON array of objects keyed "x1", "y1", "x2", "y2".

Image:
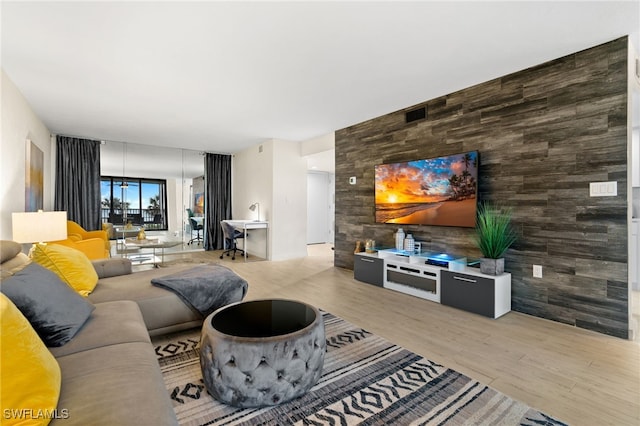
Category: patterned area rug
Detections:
[{"x1": 153, "y1": 312, "x2": 567, "y2": 425}]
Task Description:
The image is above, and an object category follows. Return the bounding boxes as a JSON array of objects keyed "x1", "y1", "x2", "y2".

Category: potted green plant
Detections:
[{"x1": 474, "y1": 202, "x2": 517, "y2": 275}]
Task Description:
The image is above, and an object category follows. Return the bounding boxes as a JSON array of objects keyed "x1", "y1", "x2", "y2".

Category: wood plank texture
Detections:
[
  {"x1": 165, "y1": 247, "x2": 640, "y2": 426},
  {"x1": 334, "y1": 37, "x2": 630, "y2": 338}
]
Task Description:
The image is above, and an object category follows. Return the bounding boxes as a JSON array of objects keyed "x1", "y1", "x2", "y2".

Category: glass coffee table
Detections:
[
  {"x1": 199, "y1": 299, "x2": 326, "y2": 408},
  {"x1": 114, "y1": 226, "x2": 141, "y2": 255},
  {"x1": 123, "y1": 237, "x2": 182, "y2": 267}
]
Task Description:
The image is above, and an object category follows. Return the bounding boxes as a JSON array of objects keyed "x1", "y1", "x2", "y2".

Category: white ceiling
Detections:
[{"x1": 2, "y1": 1, "x2": 639, "y2": 173}]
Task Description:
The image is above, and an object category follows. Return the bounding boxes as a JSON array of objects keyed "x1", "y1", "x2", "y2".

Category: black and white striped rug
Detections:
[{"x1": 153, "y1": 312, "x2": 567, "y2": 425}]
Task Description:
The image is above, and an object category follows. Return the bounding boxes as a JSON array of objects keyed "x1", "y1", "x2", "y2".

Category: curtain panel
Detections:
[
  {"x1": 54, "y1": 136, "x2": 102, "y2": 231},
  {"x1": 204, "y1": 153, "x2": 232, "y2": 250}
]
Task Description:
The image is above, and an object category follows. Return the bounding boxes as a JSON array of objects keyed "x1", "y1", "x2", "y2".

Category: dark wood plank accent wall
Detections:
[{"x1": 334, "y1": 37, "x2": 629, "y2": 338}]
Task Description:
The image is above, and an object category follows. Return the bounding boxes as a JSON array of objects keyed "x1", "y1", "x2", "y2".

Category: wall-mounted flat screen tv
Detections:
[{"x1": 375, "y1": 151, "x2": 479, "y2": 227}]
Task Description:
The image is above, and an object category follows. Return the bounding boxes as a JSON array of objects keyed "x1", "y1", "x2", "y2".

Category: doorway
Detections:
[
  {"x1": 631, "y1": 85, "x2": 639, "y2": 341},
  {"x1": 307, "y1": 171, "x2": 333, "y2": 244}
]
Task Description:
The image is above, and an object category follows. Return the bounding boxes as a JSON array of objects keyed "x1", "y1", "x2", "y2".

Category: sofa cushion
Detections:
[
  {"x1": 0, "y1": 240, "x2": 22, "y2": 263},
  {"x1": 1, "y1": 293, "x2": 62, "y2": 426},
  {"x1": 53, "y1": 342, "x2": 178, "y2": 426},
  {"x1": 91, "y1": 257, "x2": 132, "y2": 279},
  {"x1": 32, "y1": 243, "x2": 98, "y2": 296},
  {"x1": 89, "y1": 264, "x2": 203, "y2": 335},
  {"x1": 0, "y1": 240, "x2": 30, "y2": 279},
  {"x1": 0, "y1": 263, "x2": 95, "y2": 347},
  {"x1": 0, "y1": 253, "x2": 30, "y2": 279},
  {"x1": 49, "y1": 300, "x2": 150, "y2": 358}
]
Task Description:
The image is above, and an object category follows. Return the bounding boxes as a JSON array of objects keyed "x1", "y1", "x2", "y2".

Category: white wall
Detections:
[
  {"x1": 271, "y1": 139, "x2": 308, "y2": 260},
  {"x1": 233, "y1": 142, "x2": 273, "y2": 259},
  {"x1": 0, "y1": 70, "x2": 53, "y2": 240},
  {"x1": 300, "y1": 133, "x2": 335, "y2": 156},
  {"x1": 233, "y1": 139, "x2": 307, "y2": 260}
]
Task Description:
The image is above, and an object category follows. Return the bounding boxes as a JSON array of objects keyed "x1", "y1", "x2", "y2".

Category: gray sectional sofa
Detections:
[
  {"x1": 0, "y1": 241, "x2": 248, "y2": 426},
  {"x1": 89, "y1": 258, "x2": 204, "y2": 336}
]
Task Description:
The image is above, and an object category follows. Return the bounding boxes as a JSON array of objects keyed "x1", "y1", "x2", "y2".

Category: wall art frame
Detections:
[{"x1": 25, "y1": 139, "x2": 44, "y2": 211}]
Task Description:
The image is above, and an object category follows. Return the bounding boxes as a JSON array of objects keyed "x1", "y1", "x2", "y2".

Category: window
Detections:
[{"x1": 101, "y1": 176, "x2": 168, "y2": 230}]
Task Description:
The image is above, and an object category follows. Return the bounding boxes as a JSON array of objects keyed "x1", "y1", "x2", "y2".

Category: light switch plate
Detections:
[{"x1": 589, "y1": 181, "x2": 617, "y2": 197}]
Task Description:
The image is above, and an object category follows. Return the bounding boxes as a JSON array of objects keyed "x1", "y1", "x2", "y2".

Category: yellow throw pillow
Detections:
[
  {"x1": 32, "y1": 243, "x2": 98, "y2": 297},
  {"x1": 1, "y1": 293, "x2": 62, "y2": 425}
]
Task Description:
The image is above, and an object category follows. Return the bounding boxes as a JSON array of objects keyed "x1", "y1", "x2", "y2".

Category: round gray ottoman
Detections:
[{"x1": 199, "y1": 299, "x2": 325, "y2": 408}]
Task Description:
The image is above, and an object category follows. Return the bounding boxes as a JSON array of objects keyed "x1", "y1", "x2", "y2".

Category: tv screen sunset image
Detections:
[{"x1": 375, "y1": 151, "x2": 478, "y2": 227}]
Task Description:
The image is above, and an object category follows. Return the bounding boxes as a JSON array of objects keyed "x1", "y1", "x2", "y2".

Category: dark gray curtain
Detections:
[
  {"x1": 54, "y1": 136, "x2": 101, "y2": 231},
  {"x1": 204, "y1": 153, "x2": 232, "y2": 250}
]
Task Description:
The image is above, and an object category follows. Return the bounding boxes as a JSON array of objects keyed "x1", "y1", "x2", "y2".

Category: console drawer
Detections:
[
  {"x1": 354, "y1": 254, "x2": 384, "y2": 287},
  {"x1": 441, "y1": 270, "x2": 495, "y2": 317}
]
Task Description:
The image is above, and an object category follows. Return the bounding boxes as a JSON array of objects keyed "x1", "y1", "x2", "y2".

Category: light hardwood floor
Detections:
[{"x1": 148, "y1": 245, "x2": 640, "y2": 425}]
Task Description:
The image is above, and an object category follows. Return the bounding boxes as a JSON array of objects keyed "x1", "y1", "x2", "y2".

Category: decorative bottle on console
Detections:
[
  {"x1": 404, "y1": 234, "x2": 415, "y2": 253},
  {"x1": 395, "y1": 228, "x2": 405, "y2": 251}
]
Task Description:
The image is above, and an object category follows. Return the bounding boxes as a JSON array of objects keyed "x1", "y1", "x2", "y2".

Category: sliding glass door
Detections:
[{"x1": 101, "y1": 177, "x2": 168, "y2": 230}]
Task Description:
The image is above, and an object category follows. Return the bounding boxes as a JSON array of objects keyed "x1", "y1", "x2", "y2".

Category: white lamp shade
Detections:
[{"x1": 12, "y1": 211, "x2": 68, "y2": 243}]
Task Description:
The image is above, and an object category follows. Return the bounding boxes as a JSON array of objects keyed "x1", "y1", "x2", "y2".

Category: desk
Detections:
[{"x1": 224, "y1": 220, "x2": 269, "y2": 261}]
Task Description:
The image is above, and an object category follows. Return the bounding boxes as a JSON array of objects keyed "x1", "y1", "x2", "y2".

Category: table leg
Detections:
[{"x1": 244, "y1": 227, "x2": 248, "y2": 262}]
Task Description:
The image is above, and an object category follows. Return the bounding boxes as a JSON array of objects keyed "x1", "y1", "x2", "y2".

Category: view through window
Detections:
[{"x1": 101, "y1": 176, "x2": 168, "y2": 230}]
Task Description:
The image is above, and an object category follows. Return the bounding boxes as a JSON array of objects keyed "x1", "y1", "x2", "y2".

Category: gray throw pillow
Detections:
[{"x1": 0, "y1": 262, "x2": 95, "y2": 347}]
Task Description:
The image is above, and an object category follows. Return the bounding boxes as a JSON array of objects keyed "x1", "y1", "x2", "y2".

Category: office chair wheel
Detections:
[
  {"x1": 219, "y1": 254, "x2": 223, "y2": 259},
  {"x1": 232, "y1": 256, "x2": 235, "y2": 260}
]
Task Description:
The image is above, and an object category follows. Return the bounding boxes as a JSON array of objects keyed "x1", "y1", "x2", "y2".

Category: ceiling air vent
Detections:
[{"x1": 405, "y1": 106, "x2": 426, "y2": 123}]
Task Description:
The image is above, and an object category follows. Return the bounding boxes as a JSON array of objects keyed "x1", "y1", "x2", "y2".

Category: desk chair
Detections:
[
  {"x1": 220, "y1": 221, "x2": 245, "y2": 260},
  {"x1": 188, "y1": 217, "x2": 203, "y2": 245}
]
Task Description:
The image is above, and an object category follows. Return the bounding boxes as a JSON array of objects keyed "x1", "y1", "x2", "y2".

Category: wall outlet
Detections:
[
  {"x1": 533, "y1": 264, "x2": 543, "y2": 278},
  {"x1": 349, "y1": 176, "x2": 357, "y2": 185}
]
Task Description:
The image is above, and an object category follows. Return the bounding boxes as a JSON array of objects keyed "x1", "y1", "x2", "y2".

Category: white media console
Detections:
[{"x1": 354, "y1": 248, "x2": 511, "y2": 319}]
